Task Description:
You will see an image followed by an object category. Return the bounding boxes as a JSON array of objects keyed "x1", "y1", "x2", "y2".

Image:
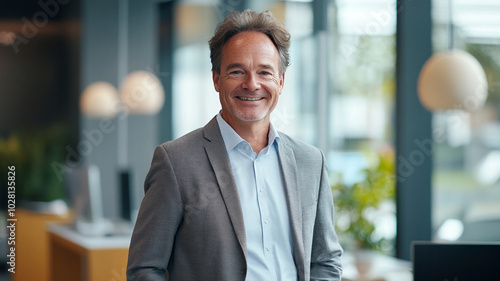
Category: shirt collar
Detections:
[{"x1": 216, "y1": 113, "x2": 280, "y2": 153}]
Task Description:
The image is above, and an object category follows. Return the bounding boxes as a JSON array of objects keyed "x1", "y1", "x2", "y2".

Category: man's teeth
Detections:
[{"x1": 237, "y1": 97, "x2": 263, "y2": 101}]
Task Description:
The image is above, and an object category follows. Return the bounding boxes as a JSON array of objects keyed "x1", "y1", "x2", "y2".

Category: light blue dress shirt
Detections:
[{"x1": 216, "y1": 114, "x2": 297, "y2": 281}]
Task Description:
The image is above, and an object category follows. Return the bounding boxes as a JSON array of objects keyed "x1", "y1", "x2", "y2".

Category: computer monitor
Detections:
[
  {"x1": 412, "y1": 241, "x2": 500, "y2": 281},
  {"x1": 64, "y1": 164, "x2": 105, "y2": 234}
]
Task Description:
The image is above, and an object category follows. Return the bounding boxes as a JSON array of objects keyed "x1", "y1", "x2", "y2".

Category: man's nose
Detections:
[{"x1": 242, "y1": 73, "x2": 260, "y2": 91}]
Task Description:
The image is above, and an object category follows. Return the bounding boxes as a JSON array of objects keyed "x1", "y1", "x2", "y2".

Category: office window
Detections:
[
  {"x1": 432, "y1": 0, "x2": 500, "y2": 242},
  {"x1": 170, "y1": 0, "x2": 397, "y2": 253},
  {"x1": 330, "y1": 0, "x2": 396, "y2": 184},
  {"x1": 171, "y1": 3, "x2": 220, "y2": 138},
  {"x1": 329, "y1": 0, "x2": 397, "y2": 254}
]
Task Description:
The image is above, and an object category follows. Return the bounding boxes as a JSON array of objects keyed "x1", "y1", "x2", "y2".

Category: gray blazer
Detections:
[{"x1": 127, "y1": 117, "x2": 343, "y2": 281}]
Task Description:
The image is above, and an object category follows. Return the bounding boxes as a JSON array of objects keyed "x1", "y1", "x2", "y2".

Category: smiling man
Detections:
[
  {"x1": 213, "y1": 30, "x2": 283, "y2": 153},
  {"x1": 127, "y1": 10, "x2": 343, "y2": 281}
]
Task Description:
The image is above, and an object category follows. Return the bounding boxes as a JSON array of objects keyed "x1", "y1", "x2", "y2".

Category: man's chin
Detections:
[
  {"x1": 222, "y1": 109, "x2": 272, "y2": 125},
  {"x1": 236, "y1": 113, "x2": 269, "y2": 123}
]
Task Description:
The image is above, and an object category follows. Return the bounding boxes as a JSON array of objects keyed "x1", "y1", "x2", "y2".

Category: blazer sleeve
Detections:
[
  {"x1": 309, "y1": 152, "x2": 343, "y2": 280},
  {"x1": 127, "y1": 145, "x2": 183, "y2": 280}
]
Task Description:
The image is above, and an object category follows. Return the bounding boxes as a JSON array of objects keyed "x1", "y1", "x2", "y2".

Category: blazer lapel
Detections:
[
  {"x1": 203, "y1": 117, "x2": 247, "y2": 257},
  {"x1": 277, "y1": 139, "x2": 306, "y2": 279}
]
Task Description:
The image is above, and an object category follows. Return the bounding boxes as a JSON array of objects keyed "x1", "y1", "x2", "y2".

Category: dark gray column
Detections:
[
  {"x1": 158, "y1": 1, "x2": 175, "y2": 143},
  {"x1": 81, "y1": 0, "x2": 161, "y2": 218},
  {"x1": 395, "y1": 0, "x2": 433, "y2": 260},
  {"x1": 220, "y1": 0, "x2": 247, "y2": 14},
  {"x1": 313, "y1": 0, "x2": 331, "y2": 153}
]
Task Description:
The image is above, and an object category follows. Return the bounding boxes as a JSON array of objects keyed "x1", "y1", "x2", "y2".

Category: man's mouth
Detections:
[{"x1": 236, "y1": 96, "x2": 264, "y2": 101}]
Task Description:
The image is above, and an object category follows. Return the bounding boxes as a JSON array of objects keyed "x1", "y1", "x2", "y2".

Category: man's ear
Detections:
[
  {"x1": 212, "y1": 71, "x2": 220, "y2": 92},
  {"x1": 279, "y1": 72, "x2": 285, "y2": 95}
]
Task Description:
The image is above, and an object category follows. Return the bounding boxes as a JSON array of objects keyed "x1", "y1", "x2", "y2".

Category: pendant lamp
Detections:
[
  {"x1": 80, "y1": 81, "x2": 120, "y2": 118},
  {"x1": 417, "y1": 0, "x2": 488, "y2": 112}
]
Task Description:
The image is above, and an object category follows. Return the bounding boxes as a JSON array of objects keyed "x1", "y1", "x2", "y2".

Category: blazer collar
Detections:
[
  {"x1": 203, "y1": 117, "x2": 247, "y2": 258},
  {"x1": 277, "y1": 138, "x2": 306, "y2": 279}
]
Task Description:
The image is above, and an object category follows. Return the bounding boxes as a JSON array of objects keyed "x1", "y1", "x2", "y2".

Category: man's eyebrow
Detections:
[
  {"x1": 259, "y1": 64, "x2": 276, "y2": 71},
  {"x1": 225, "y1": 63, "x2": 244, "y2": 71},
  {"x1": 225, "y1": 63, "x2": 277, "y2": 72}
]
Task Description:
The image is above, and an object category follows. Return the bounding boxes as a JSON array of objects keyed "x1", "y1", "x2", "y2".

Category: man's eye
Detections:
[
  {"x1": 230, "y1": 70, "x2": 243, "y2": 75},
  {"x1": 260, "y1": 71, "x2": 272, "y2": 76}
]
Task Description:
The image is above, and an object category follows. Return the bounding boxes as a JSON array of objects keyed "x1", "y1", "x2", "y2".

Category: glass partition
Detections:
[{"x1": 431, "y1": 0, "x2": 500, "y2": 242}]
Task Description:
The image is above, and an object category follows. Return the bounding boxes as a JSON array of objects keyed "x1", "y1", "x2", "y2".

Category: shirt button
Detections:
[
  {"x1": 245, "y1": 145, "x2": 250, "y2": 150},
  {"x1": 266, "y1": 247, "x2": 270, "y2": 252},
  {"x1": 259, "y1": 189, "x2": 263, "y2": 193},
  {"x1": 264, "y1": 220, "x2": 268, "y2": 224}
]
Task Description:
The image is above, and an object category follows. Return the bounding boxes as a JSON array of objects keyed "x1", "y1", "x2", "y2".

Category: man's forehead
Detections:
[
  {"x1": 222, "y1": 32, "x2": 278, "y2": 59},
  {"x1": 223, "y1": 31, "x2": 277, "y2": 51}
]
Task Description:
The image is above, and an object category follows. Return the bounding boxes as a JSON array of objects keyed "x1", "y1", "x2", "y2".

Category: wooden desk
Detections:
[
  {"x1": 13, "y1": 209, "x2": 71, "y2": 281},
  {"x1": 48, "y1": 224, "x2": 131, "y2": 281}
]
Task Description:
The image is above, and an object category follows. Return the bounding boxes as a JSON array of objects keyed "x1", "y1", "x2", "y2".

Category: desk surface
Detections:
[{"x1": 341, "y1": 251, "x2": 412, "y2": 281}]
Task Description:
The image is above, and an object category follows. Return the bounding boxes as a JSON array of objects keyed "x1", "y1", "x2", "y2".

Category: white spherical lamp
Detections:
[
  {"x1": 80, "y1": 81, "x2": 120, "y2": 118},
  {"x1": 418, "y1": 50, "x2": 488, "y2": 112},
  {"x1": 120, "y1": 71, "x2": 165, "y2": 115}
]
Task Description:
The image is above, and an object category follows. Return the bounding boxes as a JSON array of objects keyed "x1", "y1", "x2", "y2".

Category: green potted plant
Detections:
[
  {"x1": 331, "y1": 149, "x2": 395, "y2": 275},
  {"x1": 0, "y1": 123, "x2": 73, "y2": 213}
]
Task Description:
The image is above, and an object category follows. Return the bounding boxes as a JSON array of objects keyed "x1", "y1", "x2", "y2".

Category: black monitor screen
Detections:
[{"x1": 412, "y1": 242, "x2": 500, "y2": 281}]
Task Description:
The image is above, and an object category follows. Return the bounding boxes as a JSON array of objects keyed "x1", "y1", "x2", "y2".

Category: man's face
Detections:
[{"x1": 212, "y1": 31, "x2": 285, "y2": 129}]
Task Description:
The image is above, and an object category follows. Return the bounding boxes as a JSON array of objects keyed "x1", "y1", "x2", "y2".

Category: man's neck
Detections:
[{"x1": 222, "y1": 113, "x2": 270, "y2": 154}]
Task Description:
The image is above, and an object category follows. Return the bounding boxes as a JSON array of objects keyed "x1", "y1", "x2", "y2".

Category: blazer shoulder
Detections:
[{"x1": 160, "y1": 127, "x2": 204, "y2": 150}]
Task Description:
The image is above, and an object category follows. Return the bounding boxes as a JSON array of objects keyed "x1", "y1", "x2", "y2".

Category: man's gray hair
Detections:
[{"x1": 209, "y1": 10, "x2": 291, "y2": 74}]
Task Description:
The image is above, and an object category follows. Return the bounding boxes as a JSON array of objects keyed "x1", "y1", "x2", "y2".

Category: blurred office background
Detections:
[{"x1": 1, "y1": 0, "x2": 500, "y2": 280}]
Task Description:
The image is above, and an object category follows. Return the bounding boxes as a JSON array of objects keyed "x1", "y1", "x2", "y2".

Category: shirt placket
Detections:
[{"x1": 254, "y1": 153, "x2": 278, "y2": 279}]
